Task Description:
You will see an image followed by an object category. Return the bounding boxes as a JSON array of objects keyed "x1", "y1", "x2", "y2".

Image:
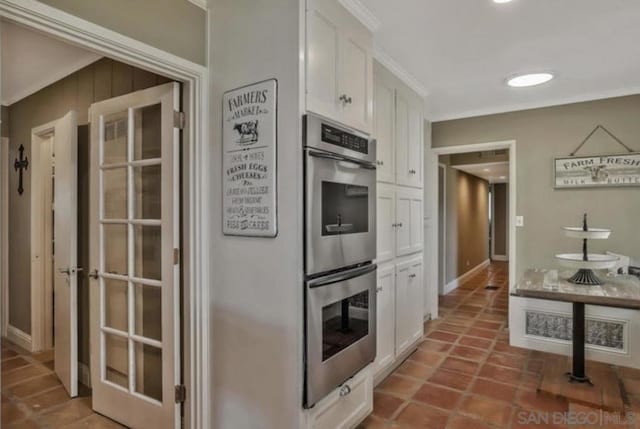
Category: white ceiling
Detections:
[
  {"x1": 452, "y1": 162, "x2": 509, "y2": 183},
  {"x1": 360, "y1": 0, "x2": 640, "y2": 121},
  {"x1": 1, "y1": 20, "x2": 101, "y2": 106}
]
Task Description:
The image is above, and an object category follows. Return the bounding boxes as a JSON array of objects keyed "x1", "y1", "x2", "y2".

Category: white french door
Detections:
[
  {"x1": 89, "y1": 82, "x2": 181, "y2": 429},
  {"x1": 53, "y1": 111, "x2": 79, "y2": 397}
]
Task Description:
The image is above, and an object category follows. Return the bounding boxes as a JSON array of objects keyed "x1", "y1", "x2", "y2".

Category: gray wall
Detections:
[
  {"x1": 441, "y1": 162, "x2": 489, "y2": 283},
  {"x1": 433, "y1": 95, "x2": 640, "y2": 280},
  {"x1": 37, "y1": 0, "x2": 206, "y2": 65},
  {"x1": 209, "y1": 1, "x2": 303, "y2": 428},
  {"x1": 7, "y1": 58, "x2": 170, "y2": 335}
]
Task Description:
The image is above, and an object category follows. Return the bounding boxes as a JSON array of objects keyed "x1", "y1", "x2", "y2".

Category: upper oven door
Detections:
[{"x1": 305, "y1": 149, "x2": 377, "y2": 276}]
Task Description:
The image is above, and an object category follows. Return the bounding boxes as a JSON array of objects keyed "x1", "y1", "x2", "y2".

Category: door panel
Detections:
[
  {"x1": 407, "y1": 105, "x2": 422, "y2": 187},
  {"x1": 374, "y1": 80, "x2": 395, "y2": 183},
  {"x1": 53, "y1": 110, "x2": 79, "y2": 397},
  {"x1": 376, "y1": 184, "x2": 395, "y2": 263},
  {"x1": 340, "y1": 35, "x2": 372, "y2": 133},
  {"x1": 410, "y1": 196, "x2": 423, "y2": 254},
  {"x1": 395, "y1": 96, "x2": 409, "y2": 186},
  {"x1": 306, "y1": 6, "x2": 339, "y2": 119},
  {"x1": 395, "y1": 193, "x2": 411, "y2": 256},
  {"x1": 394, "y1": 261, "x2": 411, "y2": 355},
  {"x1": 375, "y1": 264, "x2": 395, "y2": 375},
  {"x1": 89, "y1": 82, "x2": 180, "y2": 429},
  {"x1": 408, "y1": 260, "x2": 424, "y2": 344}
]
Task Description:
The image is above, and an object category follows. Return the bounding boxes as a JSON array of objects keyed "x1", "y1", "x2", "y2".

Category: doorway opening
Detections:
[
  {"x1": 427, "y1": 140, "x2": 516, "y2": 320},
  {"x1": 1, "y1": 18, "x2": 191, "y2": 429}
]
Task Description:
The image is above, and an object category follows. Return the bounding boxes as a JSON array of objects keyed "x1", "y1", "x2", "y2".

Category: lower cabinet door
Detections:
[
  {"x1": 374, "y1": 264, "x2": 395, "y2": 376},
  {"x1": 394, "y1": 260, "x2": 411, "y2": 355},
  {"x1": 407, "y1": 258, "x2": 424, "y2": 344},
  {"x1": 306, "y1": 366, "x2": 373, "y2": 429}
]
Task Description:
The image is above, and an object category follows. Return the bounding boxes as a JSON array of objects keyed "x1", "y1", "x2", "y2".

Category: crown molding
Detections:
[
  {"x1": 338, "y1": 0, "x2": 381, "y2": 32},
  {"x1": 373, "y1": 45, "x2": 428, "y2": 99},
  {"x1": 431, "y1": 87, "x2": 640, "y2": 122},
  {"x1": 187, "y1": 0, "x2": 207, "y2": 10}
]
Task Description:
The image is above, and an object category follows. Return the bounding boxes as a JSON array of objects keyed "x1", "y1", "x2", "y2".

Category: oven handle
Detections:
[
  {"x1": 308, "y1": 264, "x2": 377, "y2": 289},
  {"x1": 308, "y1": 150, "x2": 376, "y2": 170}
]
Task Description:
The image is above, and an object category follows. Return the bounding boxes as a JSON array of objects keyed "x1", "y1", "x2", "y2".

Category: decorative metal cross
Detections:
[{"x1": 14, "y1": 144, "x2": 29, "y2": 195}]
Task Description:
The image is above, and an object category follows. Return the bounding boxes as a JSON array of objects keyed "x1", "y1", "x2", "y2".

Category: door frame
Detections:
[
  {"x1": 30, "y1": 119, "x2": 59, "y2": 352},
  {"x1": 437, "y1": 162, "x2": 446, "y2": 295},
  {"x1": 0, "y1": 2, "x2": 211, "y2": 427},
  {"x1": 1, "y1": 137, "x2": 8, "y2": 338},
  {"x1": 490, "y1": 182, "x2": 509, "y2": 262},
  {"x1": 427, "y1": 140, "x2": 516, "y2": 319}
]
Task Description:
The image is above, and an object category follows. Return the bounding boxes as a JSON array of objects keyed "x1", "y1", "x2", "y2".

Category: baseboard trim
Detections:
[
  {"x1": 443, "y1": 259, "x2": 491, "y2": 295},
  {"x1": 78, "y1": 362, "x2": 91, "y2": 388},
  {"x1": 6, "y1": 324, "x2": 33, "y2": 352},
  {"x1": 492, "y1": 255, "x2": 509, "y2": 262}
]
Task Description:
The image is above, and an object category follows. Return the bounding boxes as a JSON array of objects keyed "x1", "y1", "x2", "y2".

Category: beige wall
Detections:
[
  {"x1": 443, "y1": 166, "x2": 489, "y2": 283},
  {"x1": 1, "y1": 106, "x2": 8, "y2": 137},
  {"x1": 7, "y1": 58, "x2": 170, "y2": 336},
  {"x1": 433, "y1": 95, "x2": 640, "y2": 280},
  {"x1": 493, "y1": 183, "x2": 508, "y2": 256},
  {"x1": 37, "y1": 0, "x2": 206, "y2": 66},
  {"x1": 209, "y1": 1, "x2": 303, "y2": 427}
]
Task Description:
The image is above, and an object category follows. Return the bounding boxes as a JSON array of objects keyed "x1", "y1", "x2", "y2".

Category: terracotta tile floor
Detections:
[
  {"x1": 361, "y1": 262, "x2": 640, "y2": 429},
  {"x1": 1, "y1": 341, "x2": 126, "y2": 428}
]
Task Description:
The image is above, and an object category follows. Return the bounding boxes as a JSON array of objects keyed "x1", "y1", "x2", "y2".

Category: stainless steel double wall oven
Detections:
[{"x1": 303, "y1": 114, "x2": 377, "y2": 407}]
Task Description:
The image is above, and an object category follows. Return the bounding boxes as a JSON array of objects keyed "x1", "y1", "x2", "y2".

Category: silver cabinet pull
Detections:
[
  {"x1": 376, "y1": 286, "x2": 383, "y2": 293},
  {"x1": 376, "y1": 160, "x2": 384, "y2": 166},
  {"x1": 88, "y1": 269, "x2": 99, "y2": 280},
  {"x1": 339, "y1": 94, "x2": 353, "y2": 105},
  {"x1": 409, "y1": 169, "x2": 416, "y2": 174},
  {"x1": 339, "y1": 385, "x2": 352, "y2": 397},
  {"x1": 397, "y1": 222, "x2": 403, "y2": 228},
  {"x1": 58, "y1": 267, "x2": 70, "y2": 275},
  {"x1": 409, "y1": 273, "x2": 417, "y2": 279}
]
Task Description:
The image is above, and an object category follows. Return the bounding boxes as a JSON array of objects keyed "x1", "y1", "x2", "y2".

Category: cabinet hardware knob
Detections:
[
  {"x1": 376, "y1": 287, "x2": 383, "y2": 292},
  {"x1": 397, "y1": 222, "x2": 403, "y2": 228},
  {"x1": 376, "y1": 160, "x2": 384, "y2": 166},
  {"x1": 409, "y1": 169, "x2": 416, "y2": 174},
  {"x1": 339, "y1": 94, "x2": 353, "y2": 105},
  {"x1": 339, "y1": 385, "x2": 352, "y2": 397},
  {"x1": 88, "y1": 269, "x2": 99, "y2": 280}
]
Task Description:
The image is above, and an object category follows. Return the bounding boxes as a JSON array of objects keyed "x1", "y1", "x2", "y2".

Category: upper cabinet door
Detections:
[
  {"x1": 396, "y1": 92, "x2": 423, "y2": 188},
  {"x1": 395, "y1": 94, "x2": 410, "y2": 186},
  {"x1": 339, "y1": 33, "x2": 373, "y2": 134},
  {"x1": 376, "y1": 184, "x2": 395, "y2": 263},
  {"x1": 374, "y1": 77, "x2": 395, "y2": 183},
  {"x1": 396, "y1": 187, "x2": 423, "y2": 257},
  {"x1": 306, "y1": 4, "x2": 339, "y2": 120},
  {"x1": 306, "y1": 0, "x2": 373, "y2": 134},
  {"x1": 407, "y1": 104, "x2": 423, "y2": 187}
]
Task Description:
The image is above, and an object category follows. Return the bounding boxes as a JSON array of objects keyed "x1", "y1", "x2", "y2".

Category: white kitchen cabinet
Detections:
[
  {"x1": 373, "y1": 76, "x2": 395, "y2": 183},
  {"x1": 374, "y1": 264, "x2": 395, "y2": 375},
  {"x1": 395, "y1": 187, "x2": 423, "y2": 257},
  {"x1": 304, "y1": 365, "x2": 373, "y2": 429},
  {"x1": 306, "y1": 0, "x2": 373, "y2": 134},
  {"x1": 395, "y1": 256, "x2": 424, "y2": 356},
  {"x1": 376, "y1": 184, "x2": 395, "y2": 263},
  {"x1": 395, "y1": 91, "x2": 423, "y2": 188}
]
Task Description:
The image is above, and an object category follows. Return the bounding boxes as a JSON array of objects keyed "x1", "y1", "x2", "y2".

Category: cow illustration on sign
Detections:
[{"x1": 233, "y1": 120, "x2": 259, "y2": 145}]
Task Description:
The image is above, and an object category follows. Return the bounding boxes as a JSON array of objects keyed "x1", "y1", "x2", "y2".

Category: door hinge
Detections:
[
  {"x1": 173, "y1": 248, "x2": 180, "y2": 265},
  {"x1": 173, "y1": 111, "x2": 185, "y2": 129},
  {"x1": 175, "y1": 384, "x2": 186, "y2": 403}
]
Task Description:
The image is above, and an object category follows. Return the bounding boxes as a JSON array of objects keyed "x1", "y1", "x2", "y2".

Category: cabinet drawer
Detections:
[{"x1": 306, "y1": 366, "x2": 373, "y2": 429}]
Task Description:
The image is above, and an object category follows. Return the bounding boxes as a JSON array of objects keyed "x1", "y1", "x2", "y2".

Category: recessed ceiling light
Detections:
[
  {"x1": 494, "y1": 0, "x2": 513, "y2": 3},
  {"x1": 507, "y1": 72, "x2": 554, "y2": 88},
  {"x1": 499, "y1": 176, "x2": 507, "y2": 179},
  {"x1": 483, "y1": 168, "x2": 490, "y2": 172}
]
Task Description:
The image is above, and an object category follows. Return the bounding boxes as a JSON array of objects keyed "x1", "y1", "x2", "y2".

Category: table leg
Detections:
[{"x1": 567, "y1": 302, "x2": 592, "y2": 384}]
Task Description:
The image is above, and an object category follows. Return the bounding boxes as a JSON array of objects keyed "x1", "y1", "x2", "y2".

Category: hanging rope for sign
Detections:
[{"x1": 569, "y1": 125, "x2": 635, "y2": 156}]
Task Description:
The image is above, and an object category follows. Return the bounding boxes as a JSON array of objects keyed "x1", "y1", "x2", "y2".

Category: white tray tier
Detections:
[
  {"x1": 555, "y1": 253, "x2": 619, "y2": 270},
  {"x1": 562, "y1": 227, "x2": 611, "y2": 239}
]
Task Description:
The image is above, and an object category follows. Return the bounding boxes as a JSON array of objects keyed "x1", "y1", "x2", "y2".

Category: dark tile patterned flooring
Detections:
[{"x1": 360, "y1": 262, "x2": 640, "y2": 429}]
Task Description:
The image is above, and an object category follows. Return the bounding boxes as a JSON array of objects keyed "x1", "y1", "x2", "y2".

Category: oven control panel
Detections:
[{"x1": 321, "y1": 123, "x2": 369, "y2": 155}]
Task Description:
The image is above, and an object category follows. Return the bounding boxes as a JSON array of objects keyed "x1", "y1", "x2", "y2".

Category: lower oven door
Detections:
[
  {"x1": 305, "y1": 264, "x2": 377, "y2": 408},
  {"x1": 305, "y1": 149, "x2": 376, "y2": 276}
]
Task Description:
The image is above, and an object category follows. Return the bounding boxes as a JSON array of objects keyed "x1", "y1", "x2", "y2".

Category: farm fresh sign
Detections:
[
  {"x1": 222, "y1": 79, "x2": 278, "y2": 237},
  {"x1": 554, "y1": 153, "x2": 640, "y2": 188}
]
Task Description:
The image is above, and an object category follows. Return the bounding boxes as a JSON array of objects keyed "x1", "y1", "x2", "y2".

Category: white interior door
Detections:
[
  {"x1": 89, "y1": 82, "x2": 180, "y2": 429},
  {"x1": 53, "y1": 111, "x2": 79, "y2": 397}
]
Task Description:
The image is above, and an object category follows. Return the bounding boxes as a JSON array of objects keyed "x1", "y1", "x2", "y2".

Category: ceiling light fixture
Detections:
[
  {"x1": 499, "y1": 176, "x2": 507, "y2": 179},
  {"x1": 483, "y1": 168, "x2": 490, "y2": 172},
  {"x1": 507, "y1": 72, "x2": 554, "y2": 88}
]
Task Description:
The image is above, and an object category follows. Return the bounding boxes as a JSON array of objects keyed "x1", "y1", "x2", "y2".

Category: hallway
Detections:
[
  {"x1": 362, "y1": 262, "x2": 640, "y2": 428},
  {"x1": 1, "y1": 341, "x2": 125, "y2": 428}
]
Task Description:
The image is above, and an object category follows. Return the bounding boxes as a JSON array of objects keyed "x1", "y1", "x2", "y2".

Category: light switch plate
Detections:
[{"x1": 516, "y1": 216, "x2": 524, "y2": 227}]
